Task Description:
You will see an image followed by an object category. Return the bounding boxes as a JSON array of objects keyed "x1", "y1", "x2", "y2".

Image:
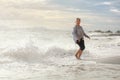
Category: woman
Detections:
[{"x1": 72, "y1": 18, "x2": 90, "y2": 59}]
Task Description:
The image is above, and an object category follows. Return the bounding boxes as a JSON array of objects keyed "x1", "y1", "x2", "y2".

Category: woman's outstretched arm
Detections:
[{"x1": 81, "y1": 27, "x2": 90, "y2": 39}]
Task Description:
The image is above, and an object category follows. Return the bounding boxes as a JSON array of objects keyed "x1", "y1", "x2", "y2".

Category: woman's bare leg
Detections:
[
  {"x1": 77, "y1": 49, "x2": 83, "y2": 59},
  {"x1": 75, "y1": 49, "x2": 80, "y2": 59}
]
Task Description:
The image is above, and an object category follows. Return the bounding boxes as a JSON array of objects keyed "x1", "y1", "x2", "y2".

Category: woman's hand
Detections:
[
  {"x1": 88, "y1": 37, "x2": 90, "y2": 39},
  {"x1": 76, "y1": 40, "x2": 80, "y2": 44}
]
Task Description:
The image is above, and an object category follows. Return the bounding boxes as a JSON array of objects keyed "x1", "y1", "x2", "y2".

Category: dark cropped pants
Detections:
[{"x1": 76, "y1": 38, "x2": 85, "y2": 51}]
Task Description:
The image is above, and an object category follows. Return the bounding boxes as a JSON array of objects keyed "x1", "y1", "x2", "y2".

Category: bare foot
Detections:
[
  {"x1": 75, "y1": 55, "x2": 80, "y2": 59},
  {"x1": 75, "y1": 55, "x2": 82, "y2": 60}
]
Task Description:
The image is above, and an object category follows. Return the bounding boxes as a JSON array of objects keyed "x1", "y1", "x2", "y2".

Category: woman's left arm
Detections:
[
  {"x1": 81, "y1": 27, "x2": 90, "y2": 39},
  {"x1": 84, "y1": 32, "x2": 90, "y2": 39}
]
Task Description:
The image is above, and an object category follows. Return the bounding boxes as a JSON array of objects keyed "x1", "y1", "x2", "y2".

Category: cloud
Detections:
[
  {"x1": 101, "y1": 2, "x2": 112, "y2": 5},
  {"x1": 95, "y1": 1, "x2": 112, "y2": 6},
  {"x1": 110, "y1": 8, "x2": 120, "y2": 13}
]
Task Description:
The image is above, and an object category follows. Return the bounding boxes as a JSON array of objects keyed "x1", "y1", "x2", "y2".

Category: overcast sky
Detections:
[{"x1": 0, "y1": 0, "x2": 120, "y2": 31}]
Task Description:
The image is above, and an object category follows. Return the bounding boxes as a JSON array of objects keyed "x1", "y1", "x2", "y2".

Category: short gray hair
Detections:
[{"x1": 76, "y1": 18, "x2": 81, "y2": 21}]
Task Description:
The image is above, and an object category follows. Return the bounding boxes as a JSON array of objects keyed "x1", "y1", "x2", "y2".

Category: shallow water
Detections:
[{"x1": 0, "y1": 28, "x2": 120, "y2": 80}]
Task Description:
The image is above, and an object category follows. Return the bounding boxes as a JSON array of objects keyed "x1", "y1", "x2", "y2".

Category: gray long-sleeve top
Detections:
[{"x1": 72, "y1": 25, "x2": 89, "y2": 42}]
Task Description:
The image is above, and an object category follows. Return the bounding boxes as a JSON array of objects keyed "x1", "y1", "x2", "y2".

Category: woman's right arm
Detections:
[{"x1": 72, "y1": 27, "x2": 78, "y2": 43}]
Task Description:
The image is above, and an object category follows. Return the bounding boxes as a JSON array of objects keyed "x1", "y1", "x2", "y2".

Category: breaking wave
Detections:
[{"x1": 0, "y1": 43, "x2": 93, "y2": 63}]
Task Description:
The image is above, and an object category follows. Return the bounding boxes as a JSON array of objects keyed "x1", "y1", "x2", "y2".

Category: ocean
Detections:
[{"x1": 0, "y1": 28, "x2": 120, "y2": 80}]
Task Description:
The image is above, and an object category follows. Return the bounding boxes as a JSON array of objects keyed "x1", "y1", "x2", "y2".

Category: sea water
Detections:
[{"x1": 0, "y1": 28, "x2": 120, "y2": 80}]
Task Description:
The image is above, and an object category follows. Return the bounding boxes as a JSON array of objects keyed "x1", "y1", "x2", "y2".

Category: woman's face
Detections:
[{"x1": 76, "y1": 19, "x2": 81, "y2": 25}]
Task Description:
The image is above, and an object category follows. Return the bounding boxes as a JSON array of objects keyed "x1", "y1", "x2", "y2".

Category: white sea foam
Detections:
[{"x1": 0, "y1": 28, "x2": 120, "y2": 80}]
